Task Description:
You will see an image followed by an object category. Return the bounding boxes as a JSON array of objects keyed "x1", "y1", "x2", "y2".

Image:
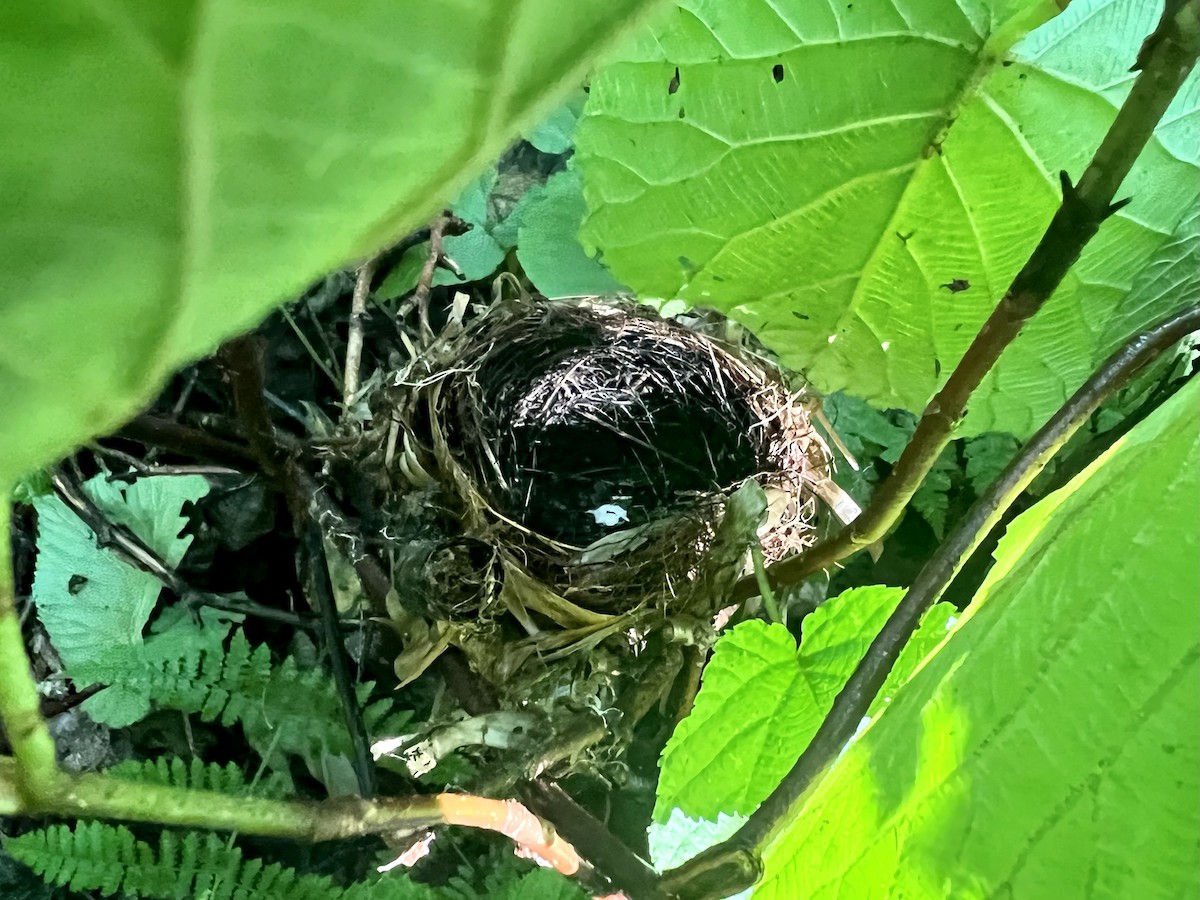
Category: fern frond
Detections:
[
  {"x1": 341, "y1": 873, "x2": 440, "y2": 900},
  {"x1": 82, "y1": 618, "x2": 408, "y2": 768},
  {"x1": 4, "y1": 823, "x2": 342, "y2": 900},
  {"x1": 105, "y1": 756, "x2": 291, "y2": 799}
]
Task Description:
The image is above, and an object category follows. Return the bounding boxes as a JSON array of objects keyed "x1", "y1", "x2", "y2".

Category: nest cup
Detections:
[{"x1": 409, "y1": 298, "x2": 832, "y2": 617}]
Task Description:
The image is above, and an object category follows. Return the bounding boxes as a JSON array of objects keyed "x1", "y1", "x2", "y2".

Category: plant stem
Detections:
[
  {"x1": 0, "y1": 501, "x2": 59, "y2": 803},
  {"x1": 302, "y1": 523, "x2": 377, "y2": 798},
  {"x1": 735, "y1": 0, "x2": 1200, "y2": 601},
  {"x1": 751, "y1": 543, "x2": 781, "y2": 623},
  {"x1": 413, "y1": 213, "x2": 449, "y2": 345},
  {"x1": 667, "y1": 303, "x2": 1200, "y2": 893},
  {"x1": 119, "y1": 414, "x2": 260, "y2": 470},
  {"x1": 0, "y1": 753, "x2": 581, "y2": 873},
  {"x1": 342, "y1": 254, "x2": 381, "y2": 414},
  {"x1": 517, "y1": 780, "x2": 668, "y2": 900}
]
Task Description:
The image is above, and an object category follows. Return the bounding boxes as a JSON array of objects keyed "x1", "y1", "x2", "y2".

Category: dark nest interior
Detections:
[
  {"x1": 429, "y1": 299, "x2": 832, "y2": 609},
  {"x1": 468, "y1": 307, "x2": 761, "y2": 546}
]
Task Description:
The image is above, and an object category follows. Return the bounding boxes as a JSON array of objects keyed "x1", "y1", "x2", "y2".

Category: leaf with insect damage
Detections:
[{"x1": 577, "y1": 0, "x2": 1200, "y2": 437}]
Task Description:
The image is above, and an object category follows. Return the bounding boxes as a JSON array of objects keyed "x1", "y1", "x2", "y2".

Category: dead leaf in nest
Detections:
[
  {"x1": 499, "y1": 556, "x2": 615, "y2": 631},
  {"x1": 381, "y1": 614, "x2": 458, "y2": 689}
]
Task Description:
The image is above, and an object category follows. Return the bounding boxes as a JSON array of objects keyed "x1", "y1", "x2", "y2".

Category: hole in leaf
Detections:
[{"x1": 772, "y1": 64, "x2": 785, "y2": 83}]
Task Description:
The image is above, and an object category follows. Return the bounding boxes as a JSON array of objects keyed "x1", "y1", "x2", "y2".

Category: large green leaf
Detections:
[
  {"x1": 576, "y1": 0, "x2": 1200, "y2": 437},
  {"x1": 757, "y1": 378, "x2": 1200, "y2": 898},
  {"x1": 0, "y1": 0, "x2": 664, "y2": 486}
]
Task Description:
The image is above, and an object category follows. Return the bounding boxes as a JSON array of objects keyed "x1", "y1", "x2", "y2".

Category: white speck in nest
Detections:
[
  {"x1": 827, "y1": 334, "x2": 837, "y2": 344},
  {"x1": 881, "y1": 340, "x2": 890, "y2": 351},
  {"x1": 587, "y1": 504, "x2": 629, "y2": 526}
]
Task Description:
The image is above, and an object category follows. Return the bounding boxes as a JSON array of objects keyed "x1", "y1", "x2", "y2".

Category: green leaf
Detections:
[
  {"x1": 655, "y1": 586, "x2": 955, "y2": 821},
  {"x1": 0, "y1": 0, "x2": 666, "y2": 486},
  {"x1": 516, "y1": 166, "x2": 627, "y2": 297},
  {"x1": 822, "y1": 392, "x2": 913, "y2": 463},
  {"x1": 76, "y1": 608, "x2": 234, "y2": 728},
  {"x1": 441, "y1": 169, "x2": 508, "y2": 285},
  {"x1": 757, "y1": 378, "x2": 1200, "y2": 898},
  {"x1": 31, "y1": 475, "x2": 209, "y2": 671},
  {"x1": 524, "y1": 92, "x2": 588, "y2": 154},
  {"x1": 964, "y1": 432, "x2": 1020, "y2": 494},
  {"x1": 910, "y1": 449, "x2": 957, "y2": 538},
  {"x1": 577, "y1": 0, "x2": 1200, "y2": 437},
  {"x1": 376, "y1": 243, "x2": 431, "y2": 302},
  {"x1": 648, "y1": 808, "x2": 746, "y2": 872},
  {"x1": 492, "y1": 869, "x2": 588, "y2": 900}
]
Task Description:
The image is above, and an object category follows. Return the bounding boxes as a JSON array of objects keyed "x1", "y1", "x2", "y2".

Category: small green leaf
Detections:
[
  {"x1": 76, "y1": 609, "x2": 233, "y2": 728},
  {"x1": 910, "y1": 450, "x2": 956, "y2": 539},
  {"x1": 964, "y1": 432, "x2": 1020, "y2": 494},
  {"x1": 655, "y1": 585, "x2": 954, "y2": 822},
  {"x1": 492, "y1": 869, "x2": 588, "y2": 900},
  {"x1": 822, "y1": 393, "x2": 912, "y2": 465},
  {"x1": 517, "y1": 166, "x2": 627, "y2": 298},
  {"x1": 32, "y1": 475, "x2": 209, "y2": 671},
  {"x1": 524, "y1": 92, "x2": 587, "y2": 154},
  {"x1": 441, "y1": 169, "x2": 508, "y2": 285},
  {"x1": 376, "y1": 243, "x2": 431, "y2": 301}
]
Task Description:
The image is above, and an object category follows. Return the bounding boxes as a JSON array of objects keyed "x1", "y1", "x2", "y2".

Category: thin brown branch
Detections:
[
  {"x1": 735, "y1": 0, "x2": 1200, "y2": 601},
  {"x1": 219, "y1": 335, "x2": 281, "y2": 473},
  {"x1": 220, "y1": 334, "x2": 379, "y2": 801},
  {"x1": 517, "y1": 780, "x2": 668, "y2": 900},
  {"x1": 668, "y1": 303, "x2": 1200, "y2": 893},
  {"x1": 50, "y1": 465, "x2": 349, "y2": 633},
  {"x1": 413, "y1": 213, "x2": 449, "y2": 345},
  {"x1": 118, "y1": 414, "x2": 260, "y2": 471},
  {"x1": 342, "y1": 254, "x2": 381, "y2": 415}
]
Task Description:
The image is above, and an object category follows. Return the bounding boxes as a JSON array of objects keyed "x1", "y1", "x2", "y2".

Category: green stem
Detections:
[
  {"x1": 0, "y1": 754, "x2": 442, "y2": 839},
  {"x1": 0, "y1": 498, "x2": 60, "y2": 803},
  {"x1": 751, "y1": 543, "x2": 781, "y2": 624}
]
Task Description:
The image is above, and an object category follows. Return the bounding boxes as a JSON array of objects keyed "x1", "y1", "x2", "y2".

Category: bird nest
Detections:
[{"x1": 382, "y1": 298, "x2": 834, "y2": 632}]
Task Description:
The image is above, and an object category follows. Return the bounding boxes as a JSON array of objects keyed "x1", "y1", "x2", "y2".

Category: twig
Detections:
[
  {"x1": 105, "y1": 463, "x2": 244, "y2": 483},
  {"x1": 221, "y1": 334, "x2": 380, "y2": 799},
  {"x1": 50, "y1": 467, "x2": 348, "y2": 633},
  {"x1": 342, "y1": 253, "x2": 382, "y2": 415},
  {"x1": 665, "y1": 303, "x2": 1200, "y2": 894},
  {"x1": 735, "y1": 0, "x2": 1200, "y2": 601},
  {"x1": 434, "y1": 640, "x2": 664, "y2": 898},
  {"x1": 119, "y1": 415, "x2": 260, "y2": 471},
  {"x1": 51, "y1": 467, "x2": 183, "y2": 585},
  {"x1": 280, "y1": 305, "x2": 341, "y2": 388},
  {"x1": 517, "y1": 780, "x2": 668, "y2": 900},
  {"x1": 750, "y1": 543, "x2": 780, "y2": 623},
  {"x1": 170, "y1": 369, "x2": 200, "y2": 419},
  {"x1": 219, "y1": 336, "x2": 280, "y2": 472},
  {"x1": 301, "y1": 523, "x2": 377, "y2": 798},
  {"x1": 413, "y1": 213, "x2": 449, "y2": 345},
  {"x1": 0, "y1": 754, "x2": 582, "y2": 872}
]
